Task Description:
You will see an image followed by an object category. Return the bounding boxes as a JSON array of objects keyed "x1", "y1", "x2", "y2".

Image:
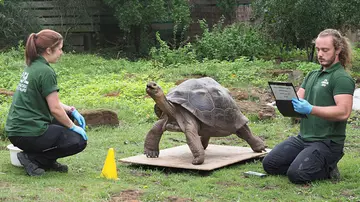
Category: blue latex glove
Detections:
[
  {"x1": 70, "y1": 125, "x2": 88, "y2": 141},
  {"x1": 71, "y1": 109, "x2": 86, "y2": 129},
  {"x1": 292, "y1": 98, "x2": 313, "y2": 115}
]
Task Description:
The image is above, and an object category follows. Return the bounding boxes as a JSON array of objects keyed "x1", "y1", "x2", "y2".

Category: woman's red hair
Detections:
[{"x1": 25, "y1": 29, "x2": 63, "y2": 66}]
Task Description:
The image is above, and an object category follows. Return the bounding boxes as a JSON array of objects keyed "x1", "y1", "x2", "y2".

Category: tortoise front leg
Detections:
[
  {"x1": 185, "y1": 125, "x2": 204, "y2": 165},
  {"x1": 144, "y1": 118, "x2": 167, "y2": 158},
  {"x1": 177, "y1": 110, "x2": 204, "y2": 165},
  {"x1": 236, "y1": 124, "x2": 266, "y2": 152}
]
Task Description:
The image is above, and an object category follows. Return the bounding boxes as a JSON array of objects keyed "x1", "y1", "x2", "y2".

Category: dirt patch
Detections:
[
  {"x1": 104, "y1": 91, "x2": 120, "y2": 97},
  {"x1": 129, "y1": 170, "x2": 151, "y2": 177},
  {"x1": 341, "y1": 190, "x2": 357, "y2": 200},
  {"x1": 79, "y1": 109, "x2": 119, "y2": 127},
  {"x1": 46, "y1": 187, "x2": 64, "y2": 193},
  {"x1": 109, "y1": 189, "x2": 143, "y2": 202},
  {"x1": 166, "y1": 196, "x2": 194, "y2": 202},
  {"x1": 0, "y1": 182, "x2": 10, "y2": 188},
  {"x1": 261, "y1": 185, "x2": 279, "y2": 190},
  {"x1": 0, "y1": 88, "x2": 14, "y2": 96},
  {"x1": 229, "y1": 87, "x2": 276, "y2": 120}
]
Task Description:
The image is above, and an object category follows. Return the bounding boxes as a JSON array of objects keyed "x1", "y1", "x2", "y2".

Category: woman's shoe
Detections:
[{"x1": 17, "y1": 152, "x2": 45, "y2": 176}]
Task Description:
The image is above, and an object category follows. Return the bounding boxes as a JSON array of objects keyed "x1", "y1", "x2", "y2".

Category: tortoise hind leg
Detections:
[
  {"x1": 201, "y1": 136, "x2": 210, "y2": 150},
  {"x1": 236, "y1": 124, "x2": 266, "y2": 152}
]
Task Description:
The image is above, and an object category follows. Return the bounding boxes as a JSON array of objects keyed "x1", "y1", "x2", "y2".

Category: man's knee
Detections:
[
  {"x1": 287, "y1": 168, "x2": 309, "y2": 184},
  {"x1": 262, "y1": 155, "x2": 278, "y2": 175}
]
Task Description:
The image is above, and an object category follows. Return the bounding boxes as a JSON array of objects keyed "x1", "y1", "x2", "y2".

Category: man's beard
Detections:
[{"x1": 318, "y1": 53, "x2": 336, "y2": 68}]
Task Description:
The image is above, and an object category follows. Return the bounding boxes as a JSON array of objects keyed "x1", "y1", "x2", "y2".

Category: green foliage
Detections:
[
  {"x1": 216, "y1": 0, "x2": 238, "y2": 21},
  {"x1": 168, "y1": 0, "x2": 192, "y2": 25},
  {"x1": 103, "y1": 0, "x2": 191, "y2": 30},
  {"x1": 101, "y1": 0, "x2": 191, "y2": 55},
  {"x1": 335, "y1": 1, "x2": 360, "y2": 30},
  {"x1": 0, "y1": 41, "x2": 25, "y2": 89},
  {"x1": 277, "y1": 48, "x2": 308, "y2": 62},
  {"x1": 296, "y1": 62, "x2": 318, "y2": 74},
  {"x1": 252, "y1": 0, "x2": 360, "y2": 61},
  {"x1": 0, "y1": 96, "x2": 11, "y2": 140},
  {"x1": 348, "y1": 111, "x2": 360, "y2": 128},
  {"x1": 149, "y1": 32, "x2": 197, "y2": 66},
  {"x1": 108, "y1": 0, "x2": 166, "y2": 31},
  {"x1": 0, "y1": 0, "x2": 41, "y2": 49},
  {"x1": 352, "y1": 47, "x2": 360, "y2": 73},
  {"x1": 194, "y1": 19, "x2": 274, "y2": 61}
]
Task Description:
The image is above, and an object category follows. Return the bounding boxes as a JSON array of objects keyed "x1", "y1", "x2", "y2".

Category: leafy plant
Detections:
[
  {"x1": 351, "y1": 47, "x2": 360, "y2": 73},
  {"x1": 0, "y1": 0, "x2": 41, "y2": 50},
  {"x1": 252, "y1": 0, "x2": 360, "y2": 62},
  {"x1": 0, "y1": 96, "x2": 11, "y2": 140},
  {"x1": 101, "y1": 0, "x2": 191, "y2": 55},
  {"x1": 149, "y1": 32, "x2": 197, "y2": 66},
  {"x1": 194, "y1": 19, "x2": 274, "y2": 61},
  {"x1": 216, "y1": 0, "x2": 238, "y2": 22}
]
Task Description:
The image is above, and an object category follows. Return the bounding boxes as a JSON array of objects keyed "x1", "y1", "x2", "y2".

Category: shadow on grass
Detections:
[{"x1": 124, "y1": 156, "x2": 265, "y2": 177}]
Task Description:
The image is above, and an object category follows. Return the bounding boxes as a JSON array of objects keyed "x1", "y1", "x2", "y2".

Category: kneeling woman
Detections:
[{"x1": 5, "y1": 29, "x2": 88, "y2": 176}]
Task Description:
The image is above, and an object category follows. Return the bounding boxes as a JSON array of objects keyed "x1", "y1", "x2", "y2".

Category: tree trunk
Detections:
[
  {"x1": 132, "y1": 25, "x2": 141, "y2": 53},
  {"x1": 308, "y1": 43, "x2": 315, "y2": 62}
]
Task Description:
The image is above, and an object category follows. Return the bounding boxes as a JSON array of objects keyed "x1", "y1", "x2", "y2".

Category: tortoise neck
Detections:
[{"x1": 156, "y1": 95, "x2": 176, "y2": 117}]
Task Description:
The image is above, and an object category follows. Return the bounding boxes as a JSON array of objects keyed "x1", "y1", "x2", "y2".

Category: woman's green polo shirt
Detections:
[{"x1": 5, "y1": 56, "x2": 59, "y2": 137}]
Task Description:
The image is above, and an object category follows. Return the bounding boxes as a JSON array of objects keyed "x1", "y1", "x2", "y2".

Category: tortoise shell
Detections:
[{"x1": 165, "y1": 77, "x2": 248, "y2": 132}]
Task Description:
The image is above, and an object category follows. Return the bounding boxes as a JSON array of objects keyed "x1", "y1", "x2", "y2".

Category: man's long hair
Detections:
[{"x1": 318, "y1": 29, "x2": 352, "y2": 68}]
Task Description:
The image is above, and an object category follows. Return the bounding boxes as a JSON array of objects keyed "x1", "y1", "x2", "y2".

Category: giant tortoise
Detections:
[{"x1": 144, "y1": 77, "x2": 265, "y2": 165}]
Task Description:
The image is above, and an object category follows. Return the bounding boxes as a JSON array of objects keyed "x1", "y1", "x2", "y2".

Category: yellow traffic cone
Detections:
[{"x1": 100, "y1": 148, "x2": 118, "y2": 180}]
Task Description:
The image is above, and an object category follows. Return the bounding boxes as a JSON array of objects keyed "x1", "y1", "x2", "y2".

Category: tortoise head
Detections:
[
  {"x1": 146, "y1": 81, "x2": 164, "y2": 100},
  {"x1": 146, "y1": 81, "x2": 176, "y2": 117}
]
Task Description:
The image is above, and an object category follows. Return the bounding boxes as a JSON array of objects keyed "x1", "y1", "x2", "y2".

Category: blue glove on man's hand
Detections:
[
  {"x1": 292, "y1": 98, "x2": 313, "y2": 115},
  {"x1": 71, "y1": 109, "x2": 86, "y2": 129},
  {"x1": 70, "y1": 125, "x2": 88, "y2": 141}
]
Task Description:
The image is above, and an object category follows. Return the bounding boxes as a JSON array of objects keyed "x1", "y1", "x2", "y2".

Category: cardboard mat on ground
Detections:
[{"x1": 120, "y1": 144, "x2": 270, "y2": 171}]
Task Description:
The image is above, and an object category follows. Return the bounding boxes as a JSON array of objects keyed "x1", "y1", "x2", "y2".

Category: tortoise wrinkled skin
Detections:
[{"x1": 144, "y1": 77, "x2": 265, "y2": 165}]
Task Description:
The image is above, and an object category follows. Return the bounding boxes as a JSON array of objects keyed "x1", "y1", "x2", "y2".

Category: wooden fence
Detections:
[
  {"x1": 19, "y1": 0, "x2": 254, "y2": 51},
  {"x1": 188, "y1": 0, "x2": 252, "y2": 39},
  {"x1": 20, "y1": 0, "x2": 115, "y2": 51}
]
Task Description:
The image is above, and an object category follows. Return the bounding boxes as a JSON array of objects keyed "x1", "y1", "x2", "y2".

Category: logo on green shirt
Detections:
[
  {"x1": 17, "y1": 72, "x2": 29, "y2": 93},
  {"x1": 321, "y1": 79, "x2": 329, "y2": 87}
]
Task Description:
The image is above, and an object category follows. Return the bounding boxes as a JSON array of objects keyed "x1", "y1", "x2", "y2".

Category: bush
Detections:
[
  {"x1": 352, "y1": 47, "x2": 360, "y2": 73},
  {"x1": 194, "y1": 19, "x2": 274, "y2": 61},
  {"x1": 0, "y1": 99, "x2": 10, "y2": 140},
  {"x1": 149, "y1": 32, "x2": 197, "y2": 66},
  {"x1": 0, "y1": 0, "x2": 41, "y2": 50}
]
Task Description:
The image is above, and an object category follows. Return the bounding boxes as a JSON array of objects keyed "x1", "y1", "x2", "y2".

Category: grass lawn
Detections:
[{"x1": 1, "y1": 52, "x2": 360, "y2": 201}]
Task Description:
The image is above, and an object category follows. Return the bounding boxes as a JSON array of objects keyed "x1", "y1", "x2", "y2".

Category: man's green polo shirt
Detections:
[
  {"x1": 300, "y1": 62, "x2": 355, "y2": 144},
  {"x1": 5, "y1": 56, "x2": 59, "y2": 137}
]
